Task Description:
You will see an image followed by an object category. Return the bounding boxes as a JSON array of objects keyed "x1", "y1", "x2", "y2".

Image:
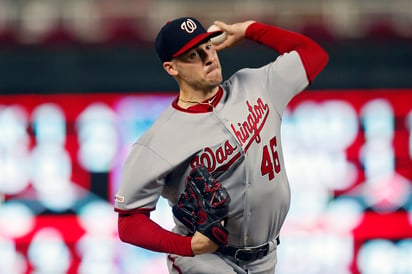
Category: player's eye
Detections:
[{"x1": 188, "y1": 51, "x2": 198, "y2": 59}]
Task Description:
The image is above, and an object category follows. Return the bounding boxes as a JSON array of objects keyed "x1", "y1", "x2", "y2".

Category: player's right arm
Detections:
[
  {"x1": 118, "y1": 211, "x2": 192, "y2": 255},
  {"x1": 191, "y1": 231, "x2": 220, "y2": 254},
  {"x1": 118, "y1": 212, "x2": 218, "y2": 255},
  {"x1": 115, "y1": 141, "x2": 219, "y2": 256}
]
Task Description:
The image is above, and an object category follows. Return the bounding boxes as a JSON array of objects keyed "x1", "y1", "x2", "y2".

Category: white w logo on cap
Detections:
[{"x1": 181, "y1": 18, "x2": 197, "y2": 33}]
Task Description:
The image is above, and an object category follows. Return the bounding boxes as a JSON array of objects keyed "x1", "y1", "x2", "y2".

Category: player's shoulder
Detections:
[
  {"x1": 224, "y1": 50, "x2": 303, "y2": 85},
  {"x1": 223, "y1": 64, "x2": 271, "y2": 89},
  {"x1": 230, "y1": 61, "x2": 276, "y2": 78},
  {"x1": 135, "y1": 105, "x2": 176, "y2": 144}
]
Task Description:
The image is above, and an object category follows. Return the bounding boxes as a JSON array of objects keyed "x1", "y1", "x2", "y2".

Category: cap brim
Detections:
[{"x1": 172, "y1": 31, "x2": 223, "y2": 58}]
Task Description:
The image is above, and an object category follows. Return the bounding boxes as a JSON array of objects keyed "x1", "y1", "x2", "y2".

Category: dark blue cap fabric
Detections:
[{"x1": 155, "y1": 17, "x2": 222, "y2": 62}]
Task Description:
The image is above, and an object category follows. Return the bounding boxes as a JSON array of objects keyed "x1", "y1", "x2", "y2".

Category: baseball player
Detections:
[{"x1": 114, "y1": 17, "x2": 329, "y2": 273}]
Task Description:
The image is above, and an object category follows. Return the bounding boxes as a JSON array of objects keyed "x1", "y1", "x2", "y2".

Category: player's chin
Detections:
[
  {"x1": 206, "y1": 71, "x2": 222, "y2": 84},
  {"x1": 207, "y1": 78, "x2": 222, "y2": 88}
]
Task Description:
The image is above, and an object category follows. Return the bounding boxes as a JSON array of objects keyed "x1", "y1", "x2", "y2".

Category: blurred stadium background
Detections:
[{"x1": 0, "y1": 0, "x2": 411, "y2": 273}]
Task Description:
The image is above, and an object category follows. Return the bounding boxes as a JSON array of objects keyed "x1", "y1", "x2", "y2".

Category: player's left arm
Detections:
[
  {"x1": 213, "y1": 20, "x2": 329, "y2": 84},
  {"x1": 245, "y1": 22, "x2": 329, "y2": 84}
]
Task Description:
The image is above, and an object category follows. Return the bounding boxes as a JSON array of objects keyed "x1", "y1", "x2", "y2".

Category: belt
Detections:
[{"x1": 218, "y1": 237, "x2": 280, "y2": 263}]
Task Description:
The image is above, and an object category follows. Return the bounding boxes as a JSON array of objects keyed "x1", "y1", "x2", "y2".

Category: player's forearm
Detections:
[
  {"x1": 118, "y1": 212, "x2": 193, "y2": 256},
  {"x1": 245, "y1": 22, "x2": 329, "y2": 83}
]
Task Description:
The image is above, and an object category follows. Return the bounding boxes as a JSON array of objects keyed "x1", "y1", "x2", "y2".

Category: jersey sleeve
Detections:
[
  {"x1": 226, "y1": 51, "x2": 307, "y2": 117},
  {"x1": 242, "y1": 22, "x2": 329, "y2": 115},
  {"x1": 266, "y1": 51, "x2": 308, "y2": 115},
  {"x1": 245, "y1": 22, "x2": 329, "y2": 84},
  {"x1": 114, "y1": 142, "x2": 171, "y2": 213}
]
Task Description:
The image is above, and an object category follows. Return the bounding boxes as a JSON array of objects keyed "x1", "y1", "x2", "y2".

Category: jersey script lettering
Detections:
[
  {"x1": 231, "y1": 98, "x2": 269, "y2": 152},
  {"x1": 191, "y1": 140, "x2": 238, "y2": 170}
]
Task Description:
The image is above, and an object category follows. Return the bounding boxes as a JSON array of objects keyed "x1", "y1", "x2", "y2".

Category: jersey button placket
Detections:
[{"x1": 244, "y1": 209, "x2": 252, "y2": 243}]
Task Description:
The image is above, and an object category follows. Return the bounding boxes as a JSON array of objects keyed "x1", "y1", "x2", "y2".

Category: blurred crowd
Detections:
[{"x1": 0, "y1": 0, "x2": 411, "y2": 46}]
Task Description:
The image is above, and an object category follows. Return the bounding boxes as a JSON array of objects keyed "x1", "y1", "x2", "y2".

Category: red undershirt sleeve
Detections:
[
  {"x1": 118, "y1": 211, "x2": 194, "y2": 256},
  {"x1": 245, "y1": 22, "x2": 329, "y2": 84}
]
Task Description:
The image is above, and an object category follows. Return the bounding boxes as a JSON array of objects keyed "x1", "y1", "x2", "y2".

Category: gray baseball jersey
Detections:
[{"x1": 114, "y1": 50, "x2": 308, "y2": 247}]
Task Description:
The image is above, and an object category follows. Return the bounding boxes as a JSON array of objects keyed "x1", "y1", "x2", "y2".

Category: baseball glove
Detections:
[{"x1": 172, "y1": 165, "x2": 231, "y2": 247}]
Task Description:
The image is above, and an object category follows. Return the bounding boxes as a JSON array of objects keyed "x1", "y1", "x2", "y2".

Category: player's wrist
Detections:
[
  {"x1": 243, "y1": 20, "x2": 256, "y2": 35},
  {"x1": 191, "y1": 231, "x2": 219, "y2": 255},
  {"x1": 245, "y1": 21, "x2": 265, "y2": 40}
]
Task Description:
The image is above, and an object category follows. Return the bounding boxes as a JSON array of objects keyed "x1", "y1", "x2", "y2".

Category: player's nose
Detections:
[{"x1": 202, "y1": 51, "x2": 214, "y2": 65}]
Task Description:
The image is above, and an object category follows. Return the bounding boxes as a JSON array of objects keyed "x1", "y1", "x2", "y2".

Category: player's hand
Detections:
[
  {"x1": 212, "y1": 20, "x2": 255, "y2": 51},
  {"x1": 190, "y1": 231, "x2": 219, "y2": 255}
]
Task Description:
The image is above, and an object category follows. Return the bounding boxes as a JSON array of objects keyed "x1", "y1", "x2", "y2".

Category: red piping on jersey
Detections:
[
  {"x1": 114, "y1": 206, "x2": 154, "y2": 215},
  {"x1": 245, "y1": 22, "x2": 329, "y2": 84},
  {"x1": 167, "y1": 255, "x2": 183, "y2": 274},
  {"x1": 172, "y1": 86, "x2": 223, "y2": 113}
]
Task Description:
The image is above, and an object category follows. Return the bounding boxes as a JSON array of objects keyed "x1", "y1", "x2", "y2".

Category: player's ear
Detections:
[{"x1": 163, "y1": 61, "x2": 178, "y2": 77}]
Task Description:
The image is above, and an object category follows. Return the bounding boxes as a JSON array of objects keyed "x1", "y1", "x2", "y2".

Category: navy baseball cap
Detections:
[{"x1": 155, "y1": 17, "x2": 223, "y2": 62}]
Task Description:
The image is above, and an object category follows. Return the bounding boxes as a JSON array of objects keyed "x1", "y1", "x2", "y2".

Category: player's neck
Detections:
[{"x1": 177, "y1": 86, "x2": 219, "y2": 108}]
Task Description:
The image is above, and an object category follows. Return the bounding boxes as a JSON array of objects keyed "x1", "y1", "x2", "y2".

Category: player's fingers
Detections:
[
  {"x1": 213, "y1": 21, "x2": 228, "y2": 32},
  {"x1": 213, "y1": 40, "x2": 230, "y2": 51},
  {"x1": 191, "y1": 231, "x2": 219, "y2": 254},
  {"x1": 211, "y1": 22, "x2": 236, "y2": 51},
  {"x1": 213, "y1": 32, "x2": 242, "y2": 51}
]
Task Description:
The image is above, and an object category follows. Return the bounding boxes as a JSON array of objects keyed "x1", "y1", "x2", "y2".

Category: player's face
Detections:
[{"x1": 173, "y1": 41, "x2": 222, "y2": 90}]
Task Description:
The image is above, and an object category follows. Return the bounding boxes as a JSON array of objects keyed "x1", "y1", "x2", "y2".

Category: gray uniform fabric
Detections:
[{"x1": 115, "y1": 50, "x2": 308, "y2": 273}]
